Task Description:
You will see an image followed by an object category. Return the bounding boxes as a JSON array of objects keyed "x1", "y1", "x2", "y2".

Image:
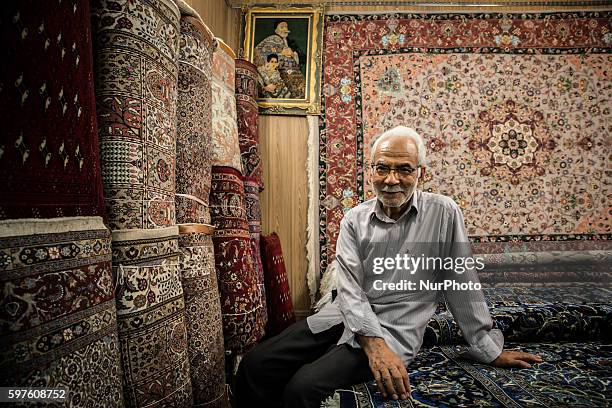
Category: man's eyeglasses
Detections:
[{"x1": 371, "y1": 164, "x2": 417, "y2": 177}]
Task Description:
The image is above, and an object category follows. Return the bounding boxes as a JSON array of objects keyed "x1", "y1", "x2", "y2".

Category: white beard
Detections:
[
  {"x1": 374, "y1": 175, "x2": 419, "y2": 209},
  {"x1": 377, "y1": 189, "x2": 411, "y2": 208}
]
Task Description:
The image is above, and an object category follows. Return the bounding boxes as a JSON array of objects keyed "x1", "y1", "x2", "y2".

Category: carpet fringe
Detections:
[{"x1": 306, "y1": 115, "x2": 321, "y2": 306}]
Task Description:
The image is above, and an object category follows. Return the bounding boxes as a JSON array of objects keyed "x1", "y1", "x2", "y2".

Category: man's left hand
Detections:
[{"x1": 491, "y1": 350, "x2": 542, "y2": 368}]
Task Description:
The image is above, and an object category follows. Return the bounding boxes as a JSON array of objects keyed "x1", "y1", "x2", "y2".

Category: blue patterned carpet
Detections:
[
  {"x1": 424, "y1": 285, "x2": 612, "y2": 347},
  {"x1": 324, "y1": 285, "x2": 612, "y2": 407},
  {"x1": 326, "y1": 342, "x2": 612, "y2": 407}
]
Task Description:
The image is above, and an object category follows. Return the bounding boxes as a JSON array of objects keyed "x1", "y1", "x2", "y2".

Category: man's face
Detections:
[
  {"x1": 275, "y1": 22, "x2": 290, "y2": 38},
  {"x1": 370, "y1": 136, "x2": 421, "y2": 212}
]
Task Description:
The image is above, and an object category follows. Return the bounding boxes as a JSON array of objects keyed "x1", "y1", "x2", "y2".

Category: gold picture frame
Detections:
[{"x1": 242, "y1": 5, "x2": 323, "y2": 115}]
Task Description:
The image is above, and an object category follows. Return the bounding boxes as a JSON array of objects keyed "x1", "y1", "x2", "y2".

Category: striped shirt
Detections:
[{"x1": 307, "y1": 189, "x2": 504, "y2": 365}]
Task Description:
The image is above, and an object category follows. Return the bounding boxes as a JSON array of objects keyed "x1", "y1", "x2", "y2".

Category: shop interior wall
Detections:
[{"x1": 187, "y1": 0, "x2": 241, "y2": 52}]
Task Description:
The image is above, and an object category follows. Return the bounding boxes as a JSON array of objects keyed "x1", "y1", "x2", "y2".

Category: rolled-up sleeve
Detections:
[
  {"x1": 442, "y1": 204, "x2": 504, "y2": 364},
  {"x1": 336, "y1": 213, "x2": 384, "y2": 338}
]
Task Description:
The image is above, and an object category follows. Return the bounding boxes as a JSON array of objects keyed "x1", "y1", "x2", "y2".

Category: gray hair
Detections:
[{"x1": 370, "y1": 126, "x2": 427, "y2": 166}]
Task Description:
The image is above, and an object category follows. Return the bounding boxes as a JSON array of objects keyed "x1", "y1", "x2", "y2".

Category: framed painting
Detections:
[{"x1": 243, "y1": 5, "x2": 323, "y2": 115}]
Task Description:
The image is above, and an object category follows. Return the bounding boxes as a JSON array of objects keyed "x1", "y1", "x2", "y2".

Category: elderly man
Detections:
[{"x1": 235, "y1": 126, "x2": 542, "y2": 408}]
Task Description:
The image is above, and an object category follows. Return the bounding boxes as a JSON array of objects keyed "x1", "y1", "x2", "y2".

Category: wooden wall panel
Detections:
[
  {"x1": 187, "y1": 0, "x2": 241, "y2": 53},
  {"x1": 258, "y1": 116, "x2": 311, "y2": 318}
]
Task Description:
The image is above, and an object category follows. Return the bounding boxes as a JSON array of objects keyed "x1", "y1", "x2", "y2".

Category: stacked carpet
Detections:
[
  {"x1": 210, "y1": 42, "x2": 264, "y2": 353},
  {"x1": 235, "y1": 59, "x2": 264, "y2": 190},
  {"x1": 112, "y1": 227, "x2": 191, "y2": 407},
  {"x1": 211, "y1": 40, "x2": 242, "y2": 172},
  {"x1": 0, "y1": 218, "x2": 124, "y2": 406},
  {"x1": 92, "y1": 0, "x2": 192, "y2": 406},
  {"x1": 319, "y1": 259, "x2": 611, "y2": 406},
  {"x1": 0, "y1": 1, "x2": 124, "y2": 405},
  {"x1": 236, "y1": 58, "x2": 268, "y2": 333},
  {"x1": 210, "y1": 167, "x2": 263, "y2": 353},
  {"x1": 475, "y1": 246, "x2": 612, "y2": 285},
  {"x1": 321, "y1": 279, "x2": 612, "y2": 407},
  {"x1": 0, "y1": 0, "x2": 105, "y2": 220},
  {"x1": 325, "y1": 342, "x2": 612, "y2": 407},
  {"x1": 423, "y1": 285, "x2": 612, "y2": 348},
  {"x1": 320, "y1": 252, "x2": 612, "y2": 406},
  {"x1": 176, "y1": 5, "x2": 229, "y2": 406}
]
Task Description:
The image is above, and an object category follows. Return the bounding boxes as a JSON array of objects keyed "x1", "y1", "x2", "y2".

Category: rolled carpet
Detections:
[
  {"x1": 235, "y1": 59, "x2": 264, "y2": 190},
  {"x1": 92, "y1": 0, "x2": 180, "y2": 230},
  {"x1": 210, "y1": 166, "x2": 264, "y2": 353},
  {"x1": 0, "y1": 0, "x2": 105, "y2": 220},
  {"x1": 0, "y1": 217, "x2": 124, "y2": 406},
  {"x1": 113, "y1": 227, "x2": 192, "y2": 407},
  {"x1": 211, "y1": 40, "x2": 242, "y2": 173},
  {"x1": 176, "y1": 13, "x2": 216, "y2": 226}
]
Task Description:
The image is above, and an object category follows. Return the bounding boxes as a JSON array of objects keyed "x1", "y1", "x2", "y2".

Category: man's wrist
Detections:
[
  {"x1": 489, "y1": 349, "x2": 504, "y2": 365},
  {"x1": 356, "y1": 335, "x2": 386, "y2": 353}
]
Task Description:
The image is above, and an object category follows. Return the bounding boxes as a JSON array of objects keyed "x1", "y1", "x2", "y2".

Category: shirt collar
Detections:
[{"x1": 370, "y1": 189, "x2": 420, "y2": 223}]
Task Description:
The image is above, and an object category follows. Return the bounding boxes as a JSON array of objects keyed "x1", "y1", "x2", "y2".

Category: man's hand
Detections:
[
  {"x1": 357, "y1": 336, "x2": 410, "y2": 401},
  {"x1": 491, "y1": 350, "x2": 542, "y2": 368}
]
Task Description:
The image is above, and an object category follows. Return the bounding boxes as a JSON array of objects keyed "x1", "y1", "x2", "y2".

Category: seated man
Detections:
[{"x1": 235, "y1": 126, "x2": 542, "y2": 408}]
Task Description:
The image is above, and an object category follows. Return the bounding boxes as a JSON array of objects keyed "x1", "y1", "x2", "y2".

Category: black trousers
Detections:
[{"x1": 235, "y1": 320, "x2": 374, "y2": 408}]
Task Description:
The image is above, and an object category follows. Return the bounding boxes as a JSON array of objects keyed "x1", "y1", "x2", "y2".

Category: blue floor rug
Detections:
[{"x1": 324, "y1": 342, "x2": 612, "y2": 407}]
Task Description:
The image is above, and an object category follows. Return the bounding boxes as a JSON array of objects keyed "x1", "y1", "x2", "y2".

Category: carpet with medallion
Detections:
[{"x1": 318, "y1": 12, "x2": 612, "y2": 272}]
